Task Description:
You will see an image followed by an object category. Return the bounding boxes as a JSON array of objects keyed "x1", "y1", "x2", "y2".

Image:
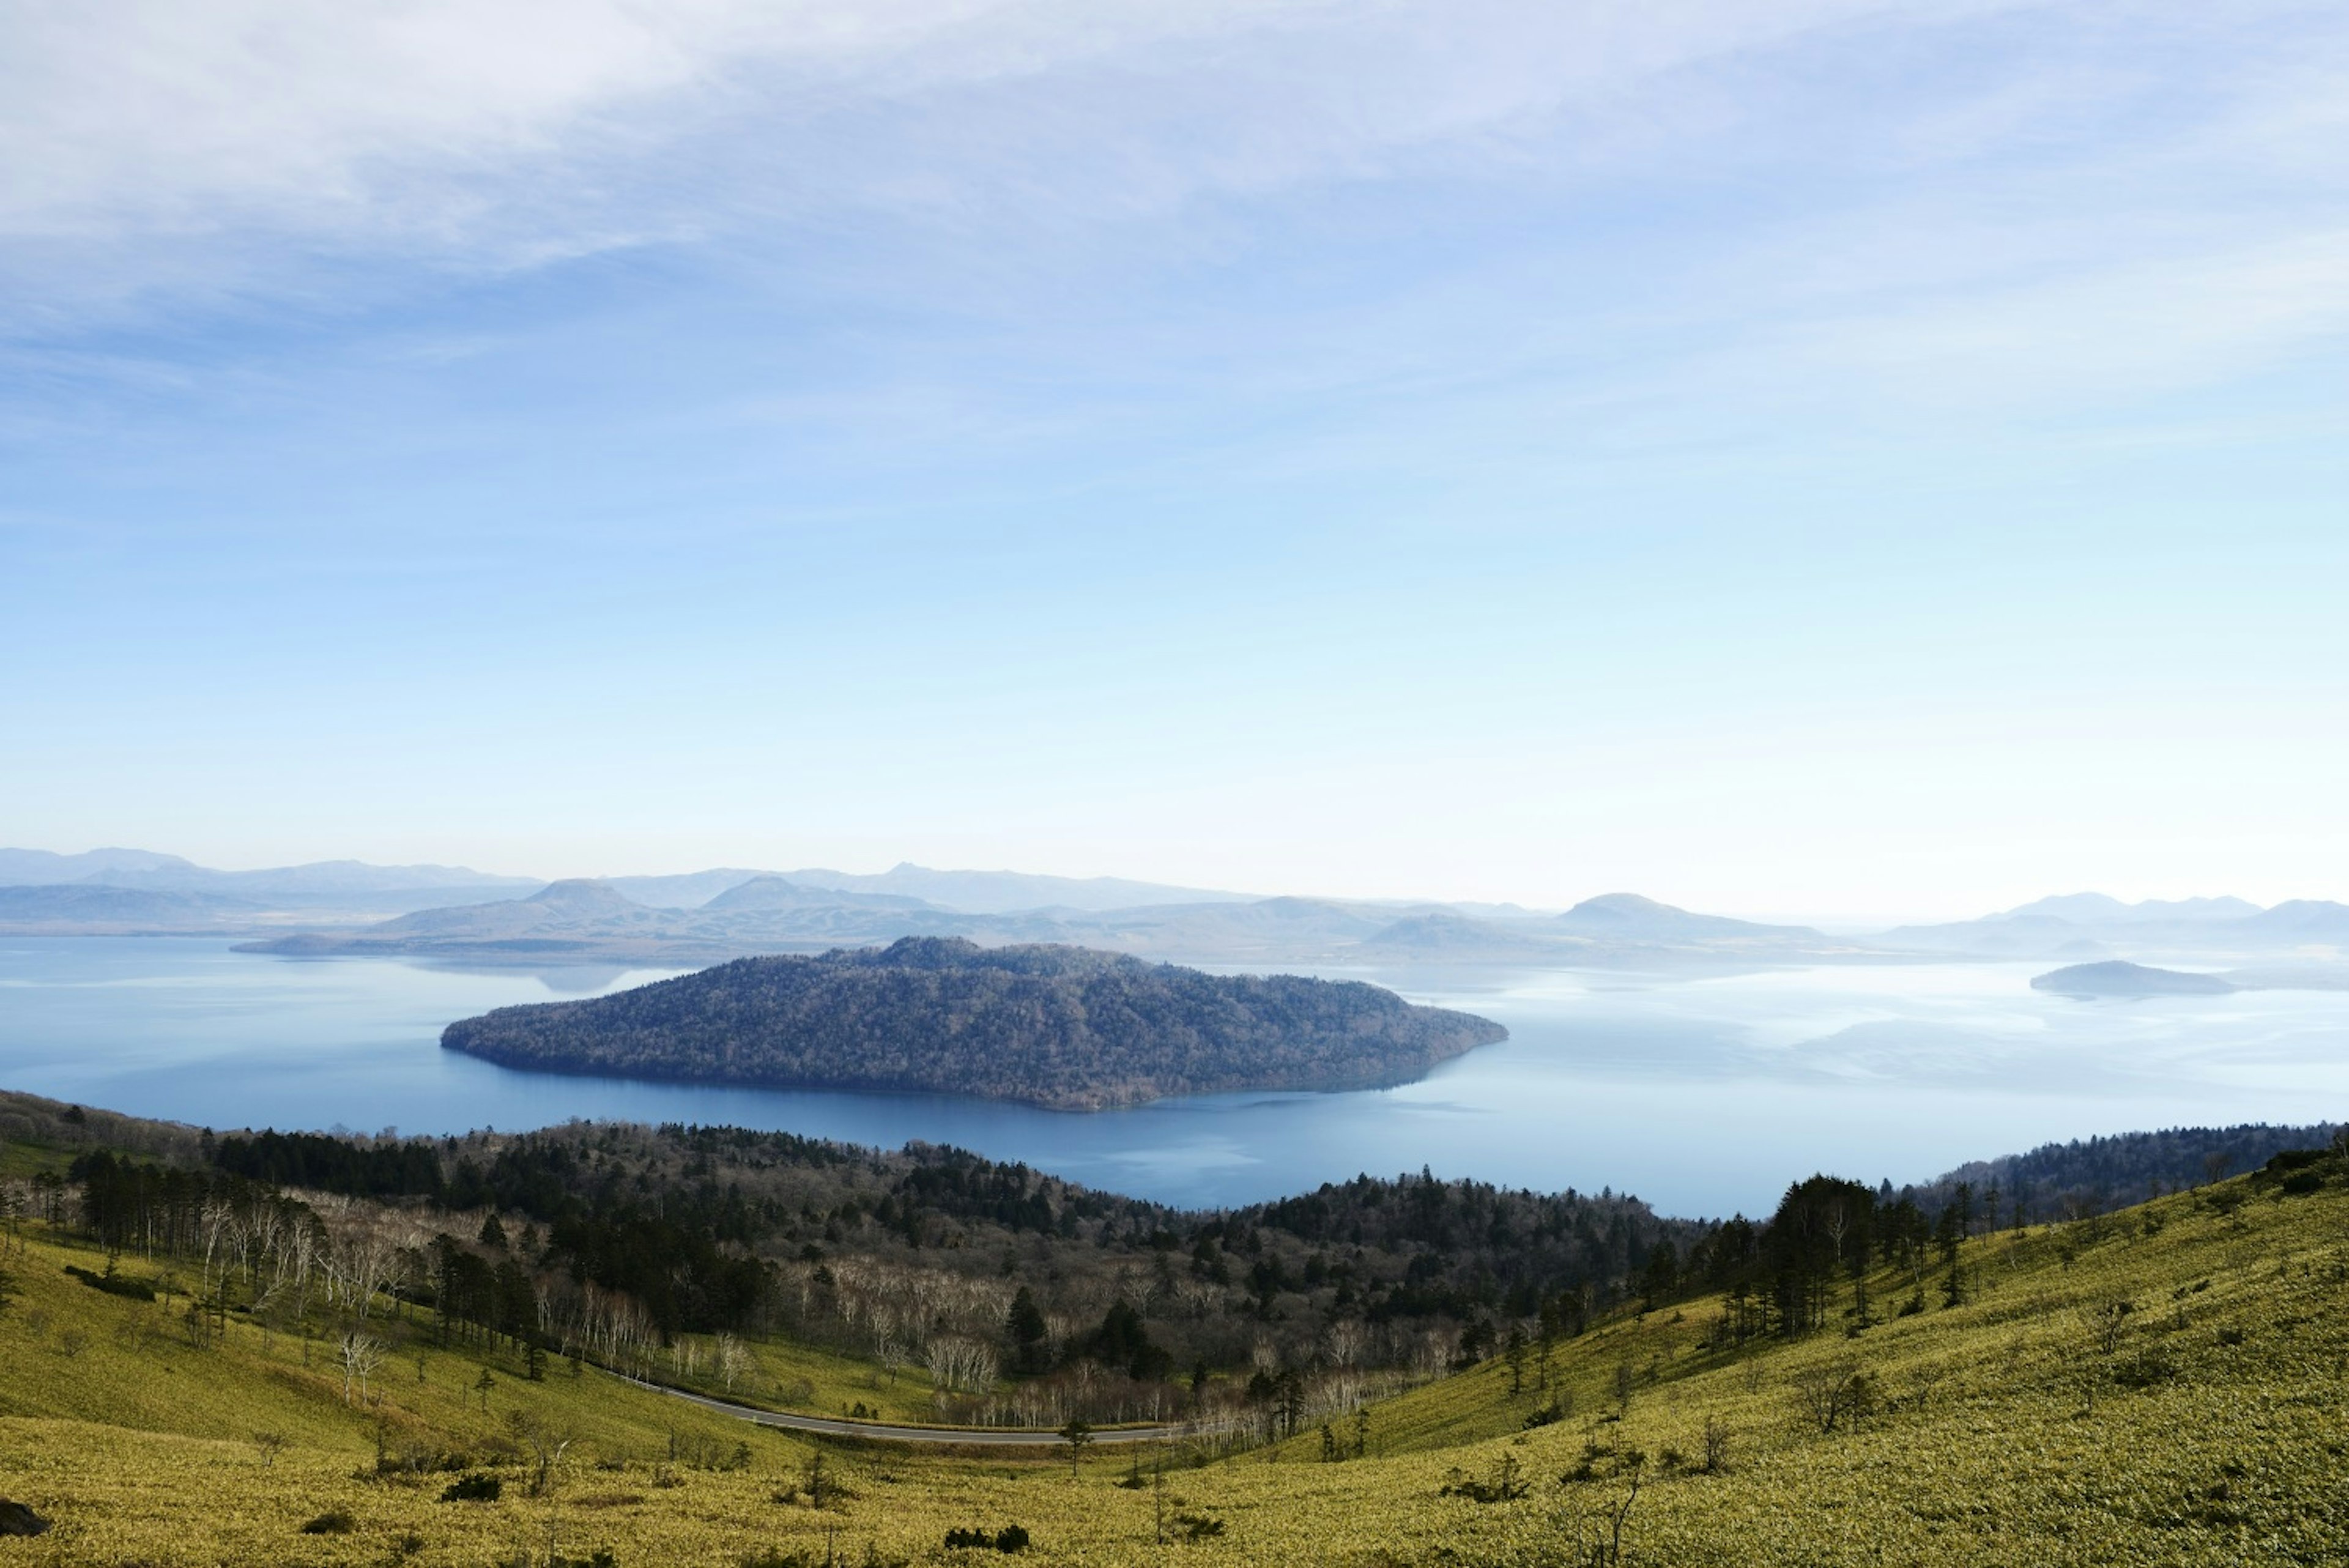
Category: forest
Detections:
[
  {"x1": 10, "y1": 1088, "x2": 2325, "y2": 1440},
  {"x1": 198, "y1": 1117, "x2": 1699, "y2": 1403},
  {"x1": 1912, "y1": 1121, "x2": 2339, "y2": 1219},
  {"x1": 9, "y1": 1088, "x2": 2347, "y2": 1565},
  {"x1": 437, "y1": 937, "x2": 1508, "y2": 1108}
]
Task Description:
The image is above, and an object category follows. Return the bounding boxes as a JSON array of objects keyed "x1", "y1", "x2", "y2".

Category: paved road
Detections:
[{"x1": 614, "y1": 1372, "x2": 1189, "y2": 1447}]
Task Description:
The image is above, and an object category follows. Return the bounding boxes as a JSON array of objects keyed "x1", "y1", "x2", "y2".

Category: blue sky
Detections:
[{"x1": 3, "y1": 0, "x2": 2345, "y2": 918}]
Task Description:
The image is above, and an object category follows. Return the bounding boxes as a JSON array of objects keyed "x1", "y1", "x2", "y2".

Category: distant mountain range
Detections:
[
  {"x1": 4, "y1": 846, "x2": 2343, "y2": 973},
  {"x1": 229, "y1": 878, "x2": 1867, "y2": 968},
  {"x1": 0, "y1": 883, "x2": 270, "y2": 929},
  {"x1": 0, "y1": 846, "x2": 536, "y2": 921},
  {"x1": 737, "y1": 864, "x2": 1253, "y2": 913},
  {"x1": 1891, "y1": 893, "x2": 2349, "y2": 959},
  {"x1": 599, "y1": 863, "x2": 1252, "y2": 913},
  {"x1": 0, "y1": 849, "x2": 1234, "y2": 921}
]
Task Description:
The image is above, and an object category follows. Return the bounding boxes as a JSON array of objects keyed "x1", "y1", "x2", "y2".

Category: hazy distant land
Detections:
[
  {"x1": 1892, "y1": 891, "x2": 2349, "y2": 958},
  {"x1": 440, "y1": 937, "x2": 1508, "y2": 1109},
  {"x1": 2030, "y1": 960, "x2": 2237, "y2": 997},
  {"x1": 230, "y1": 882, "x2": 1864, "y2": 968},
  {"x1": 5, "y1": 847, "x2": 2347, "y2": 975}
]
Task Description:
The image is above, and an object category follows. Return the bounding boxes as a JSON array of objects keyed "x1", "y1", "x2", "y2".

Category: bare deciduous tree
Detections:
[
  {"x1": 336, "y1": 1331, "x2": 386, "y2": 1405},
  {"x1": 2090, "y1": 1296, "x2": 2136, "y2": 1356},
  {"x1": 1700, "y1": 1415, "x2": 1731, "y2": 1474},
  {"x1": 714, "y1": 1332, "x2": 752, "y2": 1394},
  {"x1": 508, "y1": 1411, "x2": 577, "y2": 1496},
  {"x1": 1791, "y1": 1358, "x2": 1874, "y2": 1434},
  {"x1": 923, "y1": 1334, "x2": 1000, "y2": 1395}
]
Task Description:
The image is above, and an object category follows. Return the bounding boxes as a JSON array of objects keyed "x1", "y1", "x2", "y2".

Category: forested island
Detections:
[{"x1": 439, "y1": 937, "x2": 1508, "y2": 1109}]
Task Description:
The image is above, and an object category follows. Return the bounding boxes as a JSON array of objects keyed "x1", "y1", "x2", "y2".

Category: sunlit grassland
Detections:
[
  {"x1": 0, "y1": 1137, "x2": 79, "y2": 1180},
  {"x1": 0, "y1": 1226, "x2": 928, "y2": 1444},
  {"x1": 0, "y1": 1226, "x2": 801, "y2": 1455},
  {"x1": 2, "y1": 1173, "x2": 2345, "y2": 1566},
  {"x1": 621, "y1": 1327, "x2": 944, "y2": 1427}
]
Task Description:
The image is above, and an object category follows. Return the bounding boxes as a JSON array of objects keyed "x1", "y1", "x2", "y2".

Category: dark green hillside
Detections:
[{"x1": 441, "y1": 937, "x2": 1507, "y2": 1109}]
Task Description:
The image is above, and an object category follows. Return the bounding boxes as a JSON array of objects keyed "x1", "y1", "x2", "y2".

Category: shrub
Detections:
[
  {"x1": 944, "y1": 1524, "x2": 1030, "y2": 1551},
  {"x1": 1439, "y1": 1454, "x2": 1529, "y2": 1503},
  {"x1": 1701, "y1": 1416, "x2": 1732, "y2": 1474},
  {"x1": 1171, "y1": 1512, "x2": 1225, "y2": 1542},
  {"x1": 62, "y1": 1265, "x2": 155, "y2": 1301},
  {"x1": 439, "y1": 1473, "x2": 502, "y2": 1503},
  {"x1": 299, "y1": 1510, "x2": 357, "y2": 1535}
]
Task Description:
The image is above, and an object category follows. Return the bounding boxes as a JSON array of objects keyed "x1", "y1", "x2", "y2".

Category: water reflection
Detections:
[
  {"x1": 0, "y1": 938, "x2": 2343, "y2": 1217},
  {"x1": 407, "y1": 960, "x2": 644, "y2": 996}
]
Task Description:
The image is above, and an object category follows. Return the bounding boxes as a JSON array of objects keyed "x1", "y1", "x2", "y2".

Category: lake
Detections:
[{"x1": 2, "y1": 937, "x2": 2343, "y2": 1217}]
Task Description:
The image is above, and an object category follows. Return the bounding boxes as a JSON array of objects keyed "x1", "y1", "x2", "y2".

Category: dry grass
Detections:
[{"x1": 1, "y1": 1172, "x2": 2343, "y2": 1565}]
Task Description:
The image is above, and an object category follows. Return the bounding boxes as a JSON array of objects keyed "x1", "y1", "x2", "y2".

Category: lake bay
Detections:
[{"x1": 2, "y1": 937, "x2": 2342, "y2": 1216}]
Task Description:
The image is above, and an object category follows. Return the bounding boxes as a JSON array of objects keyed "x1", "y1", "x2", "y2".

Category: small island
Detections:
[
  {"x1": 2030, "y1": 960, "x2": 2237, "y2": 998},
  {"x1": 440, "y1": 936, "x2": 1508, "y2": 1109}
]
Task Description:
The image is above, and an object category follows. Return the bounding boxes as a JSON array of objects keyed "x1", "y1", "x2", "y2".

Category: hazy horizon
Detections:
[{"x1": 1, "y1": 839, "x2": 2337, "y2": 929}]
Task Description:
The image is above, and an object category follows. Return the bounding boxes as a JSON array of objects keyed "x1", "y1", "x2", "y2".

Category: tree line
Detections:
[{"x1": 21, "y1": 1088, "x2": 2324, "y2": 1431}]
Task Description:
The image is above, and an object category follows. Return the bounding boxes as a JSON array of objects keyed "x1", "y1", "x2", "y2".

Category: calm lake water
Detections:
[{"x1": 2, "y1": 937, "x2": 2343, "y2": 1217}]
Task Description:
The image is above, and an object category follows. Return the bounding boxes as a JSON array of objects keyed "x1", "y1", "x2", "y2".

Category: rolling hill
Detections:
[
  {"x1": 2, "y1": 1097, "x2": 2342, "y2": 1566},
  {"x1": 0, "y1": 883, "x2": 269, "y2": 932},
  {"x1": 1554, "y1": 892, "x2": 1819, "y2": 942}
]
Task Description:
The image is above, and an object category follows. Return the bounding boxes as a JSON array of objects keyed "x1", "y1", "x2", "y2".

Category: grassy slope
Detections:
[
  {"x1": 2, "y1": 1172, "x2": 2345, "y2": 1566},
  {"x1": 626, "y1": 1331, "x2": 944, "y2": 1428},
  {"x1": 0, "y1": 1136, "x2": 82, "y2": 1180}
]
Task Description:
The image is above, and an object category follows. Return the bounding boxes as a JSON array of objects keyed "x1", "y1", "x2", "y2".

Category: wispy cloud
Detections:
[
  {"x1": 6, "y1": 1, "x2": 2349, "y2": 908},
  {"x1": 0, "y1": 2, "x2": 2011, "y2": 314},
  {"x1": 1790, "y1": 228, "x2": 2349, "y2": 407}
]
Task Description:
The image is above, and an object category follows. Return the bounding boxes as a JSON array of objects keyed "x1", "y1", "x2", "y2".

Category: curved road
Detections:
[{"x1": 612, "y1": 1372, "x2": 1190, "y2": 1447}]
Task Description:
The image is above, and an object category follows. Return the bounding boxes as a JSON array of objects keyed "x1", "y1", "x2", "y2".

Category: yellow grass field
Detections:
[{"x1": 2, "y1": 1170, "x2": 2343, "y2": 1566}]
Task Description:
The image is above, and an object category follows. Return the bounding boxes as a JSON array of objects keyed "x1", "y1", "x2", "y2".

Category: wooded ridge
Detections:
[{"x1": 437, "y1": 937, "x2": 1508, "y2": 1109}]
